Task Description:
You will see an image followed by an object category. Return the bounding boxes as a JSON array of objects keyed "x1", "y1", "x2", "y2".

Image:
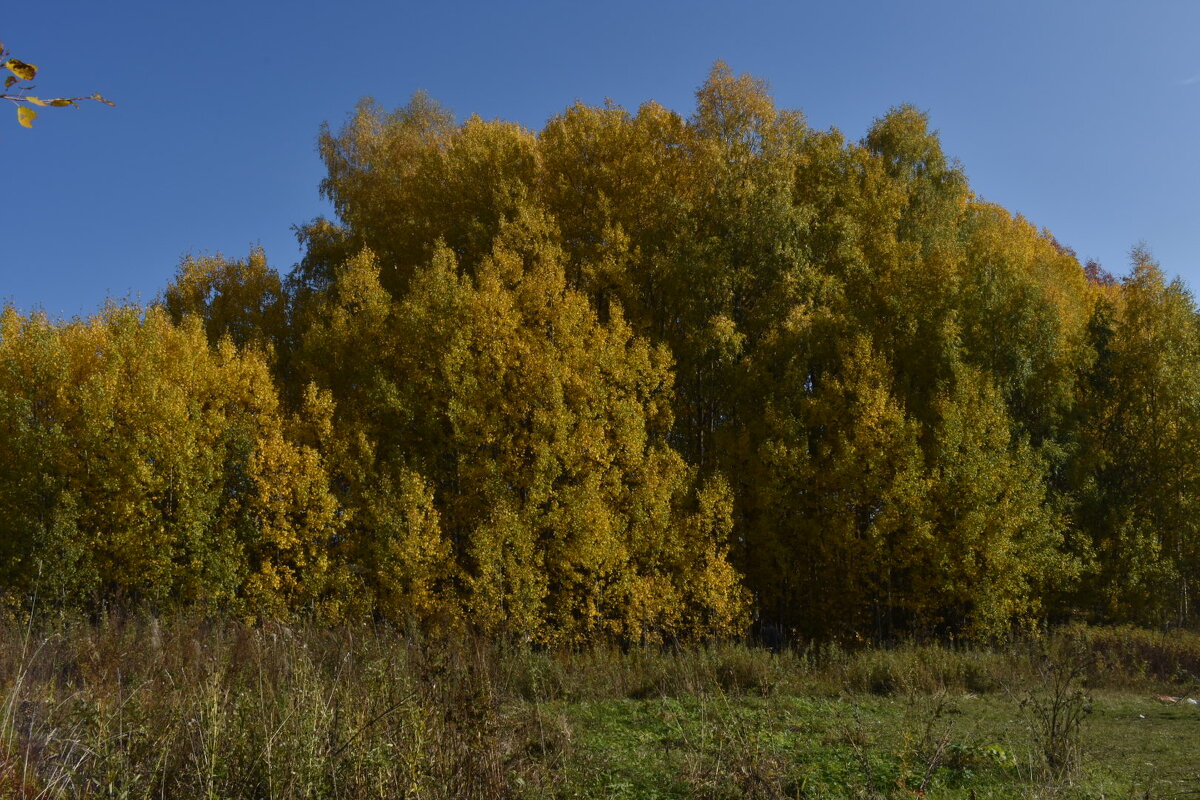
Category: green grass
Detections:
[
  {"x1": 550, "y1": 690, "x2": 1200, "y2": 799},
  {"x1": 1, "y1": 613, "x2": 1199, "y2": 798}
]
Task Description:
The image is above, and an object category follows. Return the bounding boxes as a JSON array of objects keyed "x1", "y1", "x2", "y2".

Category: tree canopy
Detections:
[{"x1": 3, "y1": 63, "x2": 1198, "y2": 641}]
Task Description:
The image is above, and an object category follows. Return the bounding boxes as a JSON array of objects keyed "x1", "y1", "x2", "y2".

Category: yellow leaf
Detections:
[
  {"x1": 16, "y1": 106, "x2": 36, "y2": 128},
  {"x1": 3, "y1": 59, "x2": 36, "y2": 81},
  {"x1": 25, "y1": 96, "x2": 46, "y2": 106}
]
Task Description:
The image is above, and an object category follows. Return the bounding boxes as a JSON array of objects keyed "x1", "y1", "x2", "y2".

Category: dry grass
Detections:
[{"x1": 0, "y1": 612, "x2": 1195, "y2": 798}]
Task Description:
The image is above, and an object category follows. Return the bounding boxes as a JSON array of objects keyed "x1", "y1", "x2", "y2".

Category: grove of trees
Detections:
[{"x1": 4, "y1": 63, "x2": 1199, "y2": 643}]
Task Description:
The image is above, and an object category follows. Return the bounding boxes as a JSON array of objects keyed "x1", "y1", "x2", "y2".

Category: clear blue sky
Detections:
[{"x1": 5, "y1": 0, "x2": 1200, "y2": 318}]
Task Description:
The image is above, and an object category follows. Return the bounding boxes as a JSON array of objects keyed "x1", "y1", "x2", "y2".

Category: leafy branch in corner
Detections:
[{"x1": 1, "y1": 41, "x2": 114, "y2": 128}]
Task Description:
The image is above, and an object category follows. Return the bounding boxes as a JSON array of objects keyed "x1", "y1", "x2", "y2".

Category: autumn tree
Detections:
[
  {"x1": 1072, "y1": 248, "x2": 1200, "y2": 624},
  {"x1": 912, "y1": 367, "x2": 1072, "y2": 637},
  {"x1": 295, "y1": 63, "x2": 1113, "y2": 638},
  {"x1": 0, "y1": 303, "x2": 341, "y2": 616},
  {"x1": 748, "y1": 325, "x2": 926, "y2": 639},
  {"x1": 294, "y1": 208, "x2": 745, "y2": 642},
  {"x1": 164, "y1": 247, "x2": 288, "y2": 351}
]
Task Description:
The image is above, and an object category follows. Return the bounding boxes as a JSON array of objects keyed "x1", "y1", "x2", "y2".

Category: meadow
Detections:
[{"x1": 1, "y1": 614, "x2": 1197, "y2": 799}]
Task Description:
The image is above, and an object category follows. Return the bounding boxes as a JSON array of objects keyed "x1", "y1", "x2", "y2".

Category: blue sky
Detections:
[{"x1": 5, "y1": 0, "x2": 1200, "y2": 317}]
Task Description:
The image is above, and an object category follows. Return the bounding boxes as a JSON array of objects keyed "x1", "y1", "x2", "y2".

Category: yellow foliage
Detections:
[{"x1": 5, "y1": 63, "x2": 1183, "y2": 640}]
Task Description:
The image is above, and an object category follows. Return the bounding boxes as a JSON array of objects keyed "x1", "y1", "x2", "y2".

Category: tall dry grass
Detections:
[{"x1": 0, "y1": 611, "x2": 1193, "y2": 798}]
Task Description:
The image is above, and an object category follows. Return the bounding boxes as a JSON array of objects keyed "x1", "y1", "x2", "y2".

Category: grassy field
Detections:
[
  {"x1": 552, "y1": 688, "x2": 1200, "y2": 798},
  {"x1": 0, "y1": 614, "x2": 1198, "y2": 798}
]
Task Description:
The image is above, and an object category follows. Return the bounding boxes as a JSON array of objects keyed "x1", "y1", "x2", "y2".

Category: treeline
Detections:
[{"x1": 4, "y1": 63, "x2": 1199, "y2": 642}]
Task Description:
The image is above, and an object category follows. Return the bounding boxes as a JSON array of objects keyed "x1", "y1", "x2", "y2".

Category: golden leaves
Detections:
[
  {"x1": 2, "y1": 44, "x2": 113, "y2": 129},
  {"x1": 2, "y1": 58, "x2": 36, "y2": 82}
]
